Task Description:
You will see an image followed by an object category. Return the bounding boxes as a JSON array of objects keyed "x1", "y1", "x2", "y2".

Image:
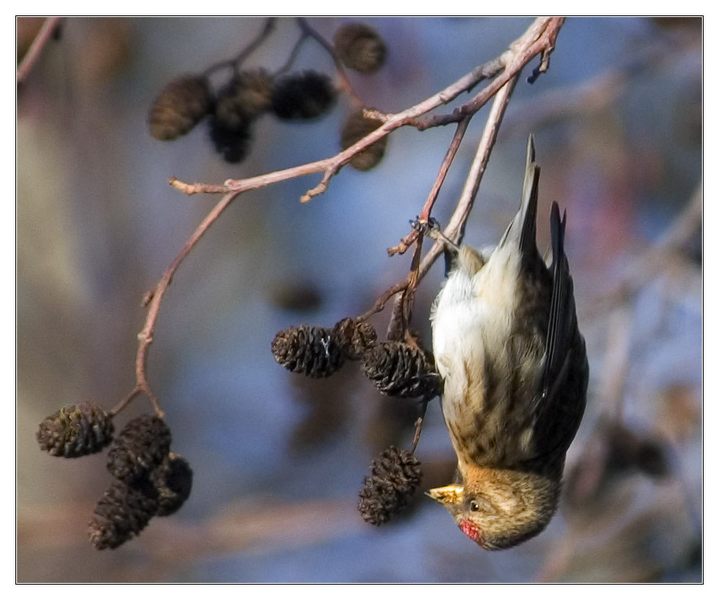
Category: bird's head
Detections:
[{"x1": 426, "y1": 468, "x2": 559, "y2": 550}]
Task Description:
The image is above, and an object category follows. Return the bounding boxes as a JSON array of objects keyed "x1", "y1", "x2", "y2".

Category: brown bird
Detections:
[{"x1": 426, "y1": 136, "x2": 589, "y2": 550}]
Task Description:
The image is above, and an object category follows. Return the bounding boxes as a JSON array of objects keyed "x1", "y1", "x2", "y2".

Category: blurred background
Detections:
[{"x1": 17, "y1": 17, "x2": 702, "y2": 582}]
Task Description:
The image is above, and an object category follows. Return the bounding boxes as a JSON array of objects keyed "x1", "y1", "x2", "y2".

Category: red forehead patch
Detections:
[{"x1": 459, "y1": 519, "x2": 482, "y2": 544}]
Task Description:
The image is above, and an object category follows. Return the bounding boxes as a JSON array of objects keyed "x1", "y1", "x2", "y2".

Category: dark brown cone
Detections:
[
  {"x1": 340, "y1": 109, "x2": 387, "y2": 171},
  {"x1": 107, "y1": 415, "x2": 172, "y2": 484},
  {"x1": 333, "y1": 317, "x2": 378, "y2": 360},
  {"x1": 150, "y1": 452, "x2": 193, "y2": 516},
  {"x1": 270, "y1": 71, "x2": 337, "y2": 120},
  {"x1": 361, "y1": 341, "x2": 440, "y2": 398},
  {"x1": 37, "y1": 403, "x2": 114, "y2": 458},
  {"x1": 215, "y1": 69, "x2": 273, "y2": 127},
  {"x1": 333, "y1": 23, "x2": 387, "y2": 74},
  {"x1": 148, "y1": 75, "x2": 212, "y2": 140},
  {"x1": 88, "y1": 480, "x2": 159, "y2": 550},
  {"x1": 208, "y1": 115, "x2": 252, "y2": 163},
  {"x1": 358, "y1": 446, "x2": 421, "y2": 525},
  {"x1": 271, "y1": 325, "x2": 345, "y2": 378}
]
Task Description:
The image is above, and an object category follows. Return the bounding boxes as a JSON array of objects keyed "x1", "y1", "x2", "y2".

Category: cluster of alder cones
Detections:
[
  {"x1": 271, "y1": 317, "x2": 440, "y2": 525},
  {"x1": 36, "y1": 405, "x2": 192, "y2": 549},
  {"x1": 148, "y1": 22, "x2": 390, "y2": 169}
]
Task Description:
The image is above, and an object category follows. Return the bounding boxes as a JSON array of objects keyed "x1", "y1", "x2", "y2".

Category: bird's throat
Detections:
[{"x1": 458, "y1": 518, "x2": 483, "y2": 545}]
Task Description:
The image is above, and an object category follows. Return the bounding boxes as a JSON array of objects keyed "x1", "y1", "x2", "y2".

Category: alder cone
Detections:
[
  {"x1": 208, "y1": 115, "x2": 252, "y2": 163},
  {"x1": 358, "y1": 446, "x2": 422, "y2": 525},
  {"x1": 214, "y1": 69, "x2": 273, "y2": 127},
  {"x1": 107, "y1": 415, "x2": 172, "y2": 483},
  {"x1": 271, "y1": 71, "x2": 337, "y2": 120},
  {"x1": 361, "y1": 341, "x2": 440, "y2": 398},
  {"x1": 340, "y1": 109, "x2": 387, "y2": 171},
  {"x1": 151, "y1": 452, "x2": 193, "y2": 517},
  {"x1": 271, "y1": 325, "x2": 345, "y2": 378},
  {"x1": 333, "y1": 317, "x2": 378, "y2": 360},
  {"x1": 36, "y1": 403, "x2": 114, "y2": 458},
  {"x1": 334, "y1": 23, "x2": 387, "y2": 73},
  {"x1": 88, "y1": 480, "x2": 159, "y2": 550},
  {"x1": 148, "y1": 75, "x2": 212, "y2": 140}
]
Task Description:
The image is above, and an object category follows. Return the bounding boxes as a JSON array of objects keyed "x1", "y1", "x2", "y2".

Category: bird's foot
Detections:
[{"x1": 410, "y1": 217, "x2": 459, "y2": 252}]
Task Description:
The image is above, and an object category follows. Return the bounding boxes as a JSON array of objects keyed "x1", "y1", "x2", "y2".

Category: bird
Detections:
[{"x1": 425, "y1": 135, "x2": 589, "y2": 550}]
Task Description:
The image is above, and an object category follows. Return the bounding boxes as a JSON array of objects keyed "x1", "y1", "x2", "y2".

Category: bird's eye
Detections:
[{"x1": 469, "y1": 500, "x2": 481, "y2": 512}]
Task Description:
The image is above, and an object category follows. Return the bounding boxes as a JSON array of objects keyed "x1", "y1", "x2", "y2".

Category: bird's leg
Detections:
[
  {"x1": 411, "y1": 217, "x2": 460, "y2": 252},
  {"x1": 410, "y1": 217, "x2": 459, "y2": 277}
]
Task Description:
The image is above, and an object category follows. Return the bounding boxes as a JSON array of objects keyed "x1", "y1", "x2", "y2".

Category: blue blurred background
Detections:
[{"x1": 17, "y1": 17, "x2": 701, "y2": 582}]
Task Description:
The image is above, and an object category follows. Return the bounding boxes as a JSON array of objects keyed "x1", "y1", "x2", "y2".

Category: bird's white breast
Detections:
[{"x1": 430, "y1": 244, "x2": 523, "y2": 448}]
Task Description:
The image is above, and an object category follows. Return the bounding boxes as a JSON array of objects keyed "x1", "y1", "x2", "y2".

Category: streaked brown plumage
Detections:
[{"x1": 427, "y1": 136, "x2": 589, "y2": 550}]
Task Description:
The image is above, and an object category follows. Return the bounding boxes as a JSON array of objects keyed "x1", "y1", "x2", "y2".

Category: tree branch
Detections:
[{"x1": 17, "y1": 17, "x2": 63, "y2": 85}]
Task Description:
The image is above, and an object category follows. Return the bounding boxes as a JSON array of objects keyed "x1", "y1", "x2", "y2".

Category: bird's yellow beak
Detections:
[{"x1": 426, "y1": 483, "x2": 464, "y2": 506}]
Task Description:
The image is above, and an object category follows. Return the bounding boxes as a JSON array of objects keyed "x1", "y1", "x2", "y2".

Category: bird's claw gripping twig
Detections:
[{"x1": 410, "y1": 216, "x2": 459, "y2": 252}]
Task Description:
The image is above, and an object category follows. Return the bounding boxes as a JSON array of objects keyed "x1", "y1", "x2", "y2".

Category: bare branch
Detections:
[
  {"x1": 203, "y1": 18, "x2": 277, "y2": 77},
  {"x1": 387, "y1": 116, "x2": 471, "y2": 256},
  {"x1": 17, "y1": 17, "x2": 63, "y2": 85},
  {"x1": 123, "y1": 190, "x2": 241, "y2": 415}
]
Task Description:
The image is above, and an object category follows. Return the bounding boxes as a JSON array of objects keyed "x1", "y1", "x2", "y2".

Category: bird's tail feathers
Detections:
[{"x1": 499, "y1": 135, "x2": 541, "y2": 258}]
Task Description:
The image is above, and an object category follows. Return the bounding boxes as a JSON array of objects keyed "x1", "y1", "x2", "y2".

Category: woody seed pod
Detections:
[
  {"x1": 361, "y1": 341, "x2": 440, "y2": 398},
  {"x1": 340, "y1": 109, "x2": 388, "y2": 171},
  {"x1": 148, "y1": 75, "x2": 212, "y2": 140},
  {"x1": 208, "y1": 116, "x2": 253, "y2": 163},
  {"x1": 333, "y1": 317, "x2": 378, "y2": 360},
  {"x1": 271, "y1": 71, "x2": 337, "y2": 121},
  {"x1": 358, "y1": 445, "x2": 422, "y2": 525},
  {"x1": 107, "y1": 415, "x2": 172, "y2": 484},
  {"x1": 334, "y1": 23, "x2": 387, "y2": 74},
  {"x1": 150, "y1": 452, "x2": 194, "y2": 517},
  {"x1": 88, "y1": 480, "x2": 159, "y2": 550},
  {"x1": 37, "y1": 403, "x2": 114, "y2": 458},
  {"x1": 271, "y1": 325, "x2": 345, "y2": 378},
  {"x1": 214, "y1": 69, "x2": 273, "y2": 128}
]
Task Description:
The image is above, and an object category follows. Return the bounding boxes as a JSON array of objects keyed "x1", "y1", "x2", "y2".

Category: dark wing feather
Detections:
[
  {"x1": 541, "y1": 203, "x2": 575, "y2": 398},
  {"x1": 528, "y1": 202, "x2": 588, "y2": 470}
]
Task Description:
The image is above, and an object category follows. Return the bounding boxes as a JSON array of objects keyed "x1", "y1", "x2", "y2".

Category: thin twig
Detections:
[
  {"x1": 387, "y1": 116, "x2": 472, "y2": 256},
  {"x1": 273, "y1": 31, "x2": 309, "y2": 76},
  {"x1": 17, "y1": 17, "x2": 63, "y2": 85},
  {"x1": 410, "y1": 17, "x2": 564, "y2": 129},
  {"x1": 296, "y1": 17, "x2": 364, "y2": 105},
  {"x1": 203, "y1": 17, "x2": 276, "y2": 77},
  {"x1": 120, "y1": 190, "x2": 241, "y2": 417},
  {"x1": 387, "y1": 232, "x2": 425, "y2": 340},
  {"x1": 109, "y1": 386, "x2": 143, "y2": 417}
]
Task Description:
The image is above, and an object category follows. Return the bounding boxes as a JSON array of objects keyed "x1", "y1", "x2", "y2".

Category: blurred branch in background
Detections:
[
  {"x1": 17, "y1": 17, "x2": 63, "y2": 86},
  {"x1": 503, "y1": 28, "x2": 700, "y2": 138},
  {"x1": 586, "y1": 182, "x2": 701, "y2": 319}
]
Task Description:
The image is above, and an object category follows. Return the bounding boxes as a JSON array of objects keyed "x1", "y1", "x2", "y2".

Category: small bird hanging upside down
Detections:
[{"x1": 425, "y1": 136, "x2": 589, "y2": 550}]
